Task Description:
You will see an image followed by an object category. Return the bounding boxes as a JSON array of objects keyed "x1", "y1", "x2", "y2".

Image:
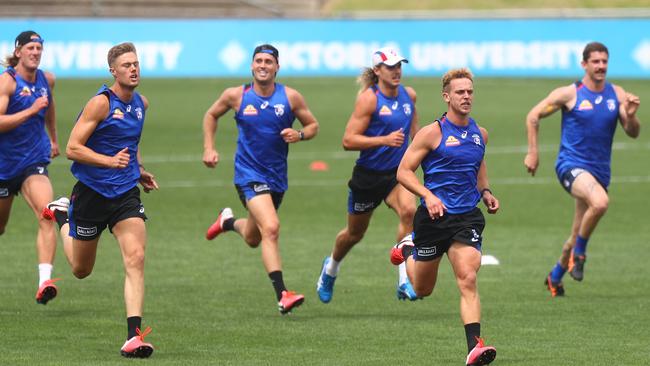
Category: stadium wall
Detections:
[{"x1": 1, "y1": 18, "x2": 648, "y2": 78}]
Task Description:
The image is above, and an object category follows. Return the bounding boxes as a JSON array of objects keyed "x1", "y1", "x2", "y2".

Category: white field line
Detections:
[
  {"x1": 47, "y1": 142, "x2": 649, "y2": 188},
  {"x1": 159, "y1": 175, "x2": 650, "y2": 189},
  {"x1": 48, "y1": 142, "x2": 650, "y2": 166}
]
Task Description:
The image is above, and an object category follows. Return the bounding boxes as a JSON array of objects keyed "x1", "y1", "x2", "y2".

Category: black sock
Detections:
[
  {"x1": 127, "y1": 316, "x2": 142, "y2": 340},
  {"x1": 464, "y1": 322, "x2": 481, "y2": 353},
  {"x1": 402, "y1": 244, "x2": 413, "y2": 259},
  {"x1": 222, "y1": 217, "x2": 235, "y2": 231},
  {"x1": 268, "y1": 271, "x2": 287, "y2": 301},
  {"x1": 53, "y1": 210, "x2": 68, "y2": 229}
]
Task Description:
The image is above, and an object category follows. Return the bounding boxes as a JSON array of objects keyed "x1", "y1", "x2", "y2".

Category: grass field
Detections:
[{"x1": 2, "y1": 76, "x2": 649, "y2": 365}]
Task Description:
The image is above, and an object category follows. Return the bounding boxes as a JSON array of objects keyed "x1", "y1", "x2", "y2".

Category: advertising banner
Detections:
[{"x1": 1, "y1": 19, "x2": 648, "y2": 78}]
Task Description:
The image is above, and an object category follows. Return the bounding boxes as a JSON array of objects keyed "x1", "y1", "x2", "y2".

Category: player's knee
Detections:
[
  {"x1": 346, "y1": 230, "x2": 364, "y2": 245},
  {"x1": 591, "y1": 198, "x2": 609, "y2": 217},
  {"x1": 124, "y1": 249, "x2": 146, "y2": 270},
  {"x1": 244, "y1": 236, "x2": 261, "y2": 248},
  {"x1": 400, "y1": 205, "x2": 416, "y2": 222},
  {"x1": 260, "y1": 222, "x2": 280, "y2": 242},
  {"x1": 456, "y1": 271, "x2": 478, "y2": 292},
  {"x1": 415, "y1": 285, "x2": 433, "y2": 297},
  {"x1": 38, "y1": 217, "x2": 55, "y2": 230},
  {"x1": 72, "y1": 266, "x2": 92, "y2": 279}
]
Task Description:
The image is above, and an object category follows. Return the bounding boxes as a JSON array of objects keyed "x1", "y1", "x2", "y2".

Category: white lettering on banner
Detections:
[
  {"x1": 410, "y1": 41, "x2": 585, "y2": 71},
  {"x1": 633, "y1": 41, "x2": 650, "y2": 70},
  {"x1": 136, "y1": 42, "x2": 183, "y2": 70},
  {"x1": 36, "y1": 41, "x2": 182, "y2": 71},
  {"x1": 273, "y1": 41, "x2": 395, "y2": 71},
  {"x1": 0, "y1": 43, "x2": 11, "y2": 62},
  {"x1": 220, "y1": 41, "x2": 246, "y2": 71}
]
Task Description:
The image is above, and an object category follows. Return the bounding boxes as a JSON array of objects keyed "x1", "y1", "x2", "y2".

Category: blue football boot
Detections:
[
  {"x1": 396, "y1": 277, "x2": 419, "y2": 301},
  {"x1": 317, "y1": 257, "x2": 337, "y2": 303}
]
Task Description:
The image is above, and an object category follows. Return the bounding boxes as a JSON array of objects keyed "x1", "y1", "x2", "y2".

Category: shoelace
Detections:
[
  {"x1": 474, "y1": 336, "x2": 485, "y2": 348},
  {"x1": 136, "y1": 326, "x2": 152, "y2": 341},
  {"x1": 283, "y1": 291, "x2": 297, "y2": 299},
  {"x1": 42, "y1": 278, "x2": 62, "y2": 287}
]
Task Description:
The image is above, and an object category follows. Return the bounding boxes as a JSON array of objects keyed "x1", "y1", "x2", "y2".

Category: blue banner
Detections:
[{"x1": 1, "y1": 19, "x2": 649, "y2": 78}]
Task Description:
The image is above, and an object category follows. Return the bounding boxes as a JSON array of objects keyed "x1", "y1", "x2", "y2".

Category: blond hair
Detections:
[
  {"x1": 2, "y1": 43, "x2": 25, "y2": 68},
  {"x1": 356, "y1": 67, "x2": 379, "y2": 95},
  {"x1": 442, "y1": 68, "x2": 473, "y2": 92},
  {"x1": 107, "y1": 42, "x2": 137, "y2": 67}
]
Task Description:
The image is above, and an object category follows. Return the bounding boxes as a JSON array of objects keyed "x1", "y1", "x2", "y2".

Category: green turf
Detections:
[{"x1": 1, "y1": 76, "x2": 649, "y2": 365}]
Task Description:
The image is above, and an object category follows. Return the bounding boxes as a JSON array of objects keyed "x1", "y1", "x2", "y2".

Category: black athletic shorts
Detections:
[
  {"x1": 68, "y1": 181, "x2": 147, "y2": 241},
  {"x1": 0, "y1": 163, "x2": 49, "y2": 198},
  {"x1": 235, "y1": 182, "x2": 284, "y2": 210},
  {"x1": 347, "y1": 165, "x2": 398, "y2": 214},
  {"x1": 412, "y1": 205, "x2": 485, "y2": 261}
]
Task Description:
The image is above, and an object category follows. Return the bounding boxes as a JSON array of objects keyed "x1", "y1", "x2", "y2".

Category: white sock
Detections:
[
  {"x1": 38, "y1": 263, "x2": 53, "y2": 286},
  {"x1": 398, "y1": 262, "x2": 408, "y2": 285},
  {"x1": 325, "y1": 256, "x2": 340, "y2": 277}
]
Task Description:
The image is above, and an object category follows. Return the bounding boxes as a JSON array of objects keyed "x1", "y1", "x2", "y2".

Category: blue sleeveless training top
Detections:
[
  {"x1": 421, "y1": 114, "x2": 485, "y2": 214},
  {"x1": 0, "y1": 67, "x2": 51, "y2": 179},
  {"x1": 356, "y1": 84, "x2": 414, "y2": 171},
  {"x1": 556, "y1": 81, "x2": 619, "y2": 188},
  {"x1": 233, "y1": 83, "x2": 296, "y2": 192},
  {"x1": 71, "y1": 85, "x2": 146, "y2": 198}
]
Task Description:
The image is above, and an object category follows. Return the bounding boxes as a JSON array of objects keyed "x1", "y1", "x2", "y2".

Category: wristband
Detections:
[
  {"x1": 298, "y1": 130, "x2": 305, "y2": 141},
  {"x1": 480, "y1": 188, "x2": 492, "y2": 196}
]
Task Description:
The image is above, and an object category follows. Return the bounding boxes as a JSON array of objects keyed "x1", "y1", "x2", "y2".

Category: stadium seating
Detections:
[{"x1": 0, "y1": 0, "x2": 323, "y2": 18}]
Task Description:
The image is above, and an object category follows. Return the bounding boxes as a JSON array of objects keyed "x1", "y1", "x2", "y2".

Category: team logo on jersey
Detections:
[
  {"x1": 379, "y1": 105, "x2": 392, "y2": 116},
  {"x1": 472, "y1": 134, "x2": 482, "y2": 146},
  {"x1": 135, "y1": 107, "x2": 143, "y2": 121},
  {"x1": 274, "y1": 104, "x2": 285, "y2": 117},
  {"x1": 578, "y1": 100, "x2": 593, "y2": 111},
  {"x1": 606, "y1": 99, "x2": 616, "y2": 112},
  {"x1": 595, "y1": 95, "x2": 603, "y2": 104},
  {"x1": 260, "y1": 101, "x2": 269, "y2": 109},
  {"x1": 445, "y1": 135, "x2": 460, "y2": 146},
  {"x1": 391, "y1": 101, "x2": 399, "y2": 110},
  {"x1": 403, "y1": 103, "x2": 412, "y2": 116},
  {"x1": 243, "y1": 104, "x2": 258, "y2": 116},
  {"x1": 19, "y1": 86, "x2": 32, "y2": 97},
  {"x1": 112, "y1": 108, "x2": 124, "y2": 119},
  {"x1": 39, "y1": 88, "x2": 48, "y2": 98}
]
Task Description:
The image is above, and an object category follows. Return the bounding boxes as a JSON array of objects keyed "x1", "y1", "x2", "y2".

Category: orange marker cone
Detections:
[{"x1": 310, "y1": 160, "x2": 329, "y2": 171}]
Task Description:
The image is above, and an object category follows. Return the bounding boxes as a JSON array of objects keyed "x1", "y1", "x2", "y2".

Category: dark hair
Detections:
[
  {"x1": 583, "y1": 42, "x2": 608, "y2": 62},
  {"x1": 107, "y1": 42, "x2": 137, "y2": 67},
  {"x1": 252, "y1": 44, "x2": 279, "y2": 62}
]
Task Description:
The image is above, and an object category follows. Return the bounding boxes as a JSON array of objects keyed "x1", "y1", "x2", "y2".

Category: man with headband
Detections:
[
  {"x1": 202, "y1": 44, "x2": 320, "y2": 314},
  {"x1": 0, "y1": 30, "x2": 64, "y2": 305}
]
